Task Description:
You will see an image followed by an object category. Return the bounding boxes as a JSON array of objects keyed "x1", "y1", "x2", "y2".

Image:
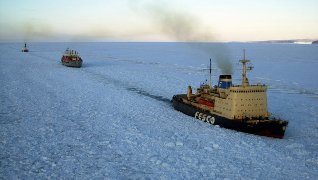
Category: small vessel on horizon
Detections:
[
  {"x1": 21, "y1": 43, "x2": 29, "y2": 52},
  {"x1": 172, "y1": 51, "x2": 288, "y2": 138},
  {"x1": 61, "y1": 48, "x2": 83, "y2": 68}
]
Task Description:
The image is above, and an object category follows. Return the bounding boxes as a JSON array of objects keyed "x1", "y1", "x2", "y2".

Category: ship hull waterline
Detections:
[
  {"x1": 61, "y1": 58, "x2": 82, "y2": 68},
  {"x1": 172, "y1": 94, "x2": 287, "y2": 139}
]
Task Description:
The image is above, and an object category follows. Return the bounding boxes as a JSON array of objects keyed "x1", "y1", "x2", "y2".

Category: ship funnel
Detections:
[{"x1": 218, "y1": 75, "x2": 232, "y2": 89}]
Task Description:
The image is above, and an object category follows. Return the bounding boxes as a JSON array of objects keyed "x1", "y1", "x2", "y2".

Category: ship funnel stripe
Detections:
[{"x1": 219, "y1": 79, "x2": 232, "y2": 82}]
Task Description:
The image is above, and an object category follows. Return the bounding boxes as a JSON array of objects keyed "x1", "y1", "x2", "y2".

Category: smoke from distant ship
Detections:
[{"x1": 23, "y1": 22, "x2": 54, "y2": 41}]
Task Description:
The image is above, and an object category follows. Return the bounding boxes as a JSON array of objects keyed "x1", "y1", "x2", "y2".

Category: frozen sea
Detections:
[{"x1": 0, "y1": 42, "x2": 317, "y2": 179}]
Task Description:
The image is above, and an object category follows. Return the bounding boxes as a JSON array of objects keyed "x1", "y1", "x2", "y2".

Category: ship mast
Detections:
[
  {"x1": 209, "y1": 58, "x2": 212, "y2": 88},
  {"x1": 239, "y1": 49, "x2": 250, "y2": 87}
]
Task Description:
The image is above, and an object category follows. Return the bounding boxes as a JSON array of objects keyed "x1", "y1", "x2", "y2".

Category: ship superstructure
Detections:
[{"x1": 172, "y1": 51, "x2": 288, "y2": 138}]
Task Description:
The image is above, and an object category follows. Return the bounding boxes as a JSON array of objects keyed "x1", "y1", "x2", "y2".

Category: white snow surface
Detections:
[{"x1": 1, "y1": 42, "x2": 318, "y2": 179}]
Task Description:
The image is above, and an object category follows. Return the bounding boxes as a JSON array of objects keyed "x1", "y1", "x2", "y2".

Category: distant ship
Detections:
[
  {"x1": 61, "y1": 48, "x2": 83, "y2": 68},
  {"x1": 21, "y1": 43, "x2": 28, "y2": 52},
  {"x1": 172, "y1": 51, "x2": 288, "y2": 138}
]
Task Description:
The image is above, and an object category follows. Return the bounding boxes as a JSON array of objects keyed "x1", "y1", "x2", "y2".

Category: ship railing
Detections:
[{"x1": 231, "y1": 84, "x2": 266, "y2": 87}]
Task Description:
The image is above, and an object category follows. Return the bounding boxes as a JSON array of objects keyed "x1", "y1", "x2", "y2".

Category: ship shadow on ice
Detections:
[
  {"x1": 126, "y1": 87, "x2": 171, "y2": 104},
  {"x1": 83, "y1": 69, "x2": 171, "y2": 104}
]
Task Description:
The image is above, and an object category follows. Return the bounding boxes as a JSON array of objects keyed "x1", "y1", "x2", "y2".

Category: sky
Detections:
[{"x1": 0, "y1": 0, "x2": 317, "y2": 42}]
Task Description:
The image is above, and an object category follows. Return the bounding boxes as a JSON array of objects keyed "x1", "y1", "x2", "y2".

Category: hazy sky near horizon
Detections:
[{"x1": 0, "y1": 0, "x2": 317, "y2": 42}]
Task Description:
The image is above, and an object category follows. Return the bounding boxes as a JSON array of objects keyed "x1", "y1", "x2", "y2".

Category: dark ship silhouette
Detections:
[
  {"x1": 172, "y1": 52, "x2": 288, "y2": 138},
  {"x1": 61, "y1": 48, "x2": 83, "y2": 68},
  {"x1": 21, "y1": 43, "x2": 28, "y2": 52}
]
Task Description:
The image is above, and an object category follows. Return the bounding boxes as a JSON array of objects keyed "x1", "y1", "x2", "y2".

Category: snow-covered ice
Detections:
[{"x1": 1, "y1": 42, "x2": 318, "y2": 179}]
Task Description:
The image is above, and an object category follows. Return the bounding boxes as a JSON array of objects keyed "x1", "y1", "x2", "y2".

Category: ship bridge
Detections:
[{"x1": 213, "y1": 52, "x2": 269, "y2": 120}]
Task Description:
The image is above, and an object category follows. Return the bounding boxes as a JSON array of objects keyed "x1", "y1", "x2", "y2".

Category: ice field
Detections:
[{"x1": 1, "y1": 42, "x2": 318, "y2": 179}]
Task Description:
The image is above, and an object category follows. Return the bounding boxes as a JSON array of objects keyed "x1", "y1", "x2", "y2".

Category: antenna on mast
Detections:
[
  {"x1": 239, "y1": 49, "x2": 250, "y2": 87},
  {"x1": 243, "y1": 49, "x2": 246, "y2": 60}
]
